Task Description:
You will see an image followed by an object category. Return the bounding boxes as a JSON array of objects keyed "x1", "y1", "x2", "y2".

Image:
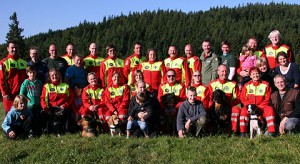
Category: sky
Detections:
[{"x1": 1, "y1": 0, "x2": 300, "y2": 44}]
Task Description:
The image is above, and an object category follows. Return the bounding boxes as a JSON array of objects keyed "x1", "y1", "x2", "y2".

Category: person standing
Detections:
[
  {"x1": 28, "y1": 46, "x2": 48, "y2": 83},
  {"x1": 200, "y1": 39, "x2": 219, "y2": 86},
  {"x1": 0, "y1": 41, "x2": 28, "y2": 113},
  {"x1": 124, "y1": 42, "x2": 145, "y2": 85},
  {"x1": 220, "y1": 41, "x2": 237, "y2": 81},
  {"x1": 61, "y1": 43, "x2": 76, "y2": 66},
  {"x1": 164, "y1": 45, "x2": 191, "y2": 86},
  {"x1": 185, "y1": 44, "x2": 201, "y2": 76},
  {"x1": 100, "y1": 44, "x2": 125, "y2": 87},
  {"x1": 42, "y1": 43, "x2": 68, "y2": 81},
  {"x1": 263, "y1": 30, "x2": 293, "y2": 69},
  {"x1": 84, "y1": 42, "x2": 104, "y2": 77}
]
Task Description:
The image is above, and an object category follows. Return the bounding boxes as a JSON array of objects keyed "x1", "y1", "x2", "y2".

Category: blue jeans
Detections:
[
  {"x1": 285, "y1": 117, "x2": 300, "y2": 133},
  {"x1": 127, "y1": 120, "x2": 148, "y2": 132}
]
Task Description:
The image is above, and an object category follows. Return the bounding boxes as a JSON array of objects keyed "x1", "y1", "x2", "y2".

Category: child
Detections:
[
  {"x1": 127, "y1": 91, "x2": 153, "y2": 138},
  {"x1": 239, "y1": 44, "x2": 256, "y2": 86},
  {"x1": 2, "y1": 95, "x2": 33, "y2": 139},
  {"x1": 19, "y1": 65, "x2": 43, "y2": 136}
]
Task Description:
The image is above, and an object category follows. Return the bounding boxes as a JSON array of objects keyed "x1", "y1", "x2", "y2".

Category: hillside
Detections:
[{"x1": 1, "y1": 2, "x2": 300, "y2": 63}]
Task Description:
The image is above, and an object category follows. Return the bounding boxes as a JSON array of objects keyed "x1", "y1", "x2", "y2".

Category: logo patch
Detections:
[
  {"x1": 111, "y1": 92, "x2": 115, "y2": 96},
  {"x1": 60, "y1": 88, "x2": 64, "y2": 91},
  {"x1": 259, "y1": 89, "x2": 264, "y2": 93},
  {"x1": 166, "y1": 63, "x2": 170, "y2": 67},
  {"x1": 224, "y1": 86, "x2": 229, "y2": 91},
  {"x1": 249, "y1": 89, "x2": 253, "y2": 93},
  {"x1": 10, "y1": 63, "x2": 15, "y2": 67},
  {"x1": 165, "y1": 89, "x2": 170, "y2": 93},
  {"x1": 20, "y1": 63, "x2": 24, "y2": 67},
  {"x1": 109, "y1": 63, "x2": 113, "y2": 66},
  {"x1": 135, "y1": 61, "x2": 139, "y2": 64},
  {"x1": 89, "y1": 61, "x2": 93, "y2": 65},
  {"x1": 268, "y1": 52, "x2": 273, "y2": 56},
  {"x1": 145, "y1": 66, "x2": 149, "y2": 69},
  {"x1": 50, "y1": 88, "x2": 55, "y2": 91}
]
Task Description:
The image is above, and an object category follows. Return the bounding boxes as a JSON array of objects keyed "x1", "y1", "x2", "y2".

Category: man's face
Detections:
[
  {"x1": 184, "y1": 45, "x2": 193, "y2": 58},
  {"x1": 247, "y1": 39, "x2": 257, "y2": 50},
  {"x1": 168, "y1": 46, "x2": 178, "y2": 58},
  {"x1": 250, "y1": 70, "x2": 260, "y2": 82},
  {"x1": 74, "y1": 56, "x2": 83, "y2": 67},
  {"x1": 166, "y1": 71, "x2": 176, "y2": 84},
  {"x1": 187, "y1": 90, "x2": 197, "y2": 104},
  {"x1": 274, "y1": 77, "x2": 286, "y2": 91},
  {"x1": 134, "y1": 44, "x2": 142, "y2": 55},
  {"x1": 48, "y1": 45, "x2": 57, "y2": 58},
  {"x1": 217, "y1": 65, "x2": 228, "y2": 80},
  {"x1": 202, "y1": 41, "x2": 211, "y2": 53},
  {"x1": 89, "y1": 43, "x2": 98, "y2": 56},
  {"x1": 270, "y1": 33, "x2": 280, "y2": 45},
  {"x1": 7, "y1": 43, "x2": 17, "y2": 55},
  {"x1": 66, "y1": 45, "x2": 75, "y2": 56},
  {"x1": 29, "y1": 49, "x2": 39, "y2": 62},
  {"x1": 137, "y1": 83, "x2": 146, "y2": 93}
]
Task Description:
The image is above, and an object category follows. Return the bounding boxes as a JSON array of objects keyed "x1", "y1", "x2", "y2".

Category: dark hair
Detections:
[
  {"x1": 221, "y1": 40, "x2": 231, "y2": 47},
  {"x1": 7, "y1": 40, "x2": 17, "y2": 47},
  {"x1": 187, "y1": 86, "x2": 196, "y2": 92},
  {"x1": 106, "y1": 44, "x2": 116, "y2": 53},
  {"x1": 136, "y1": 91, "x2": 147, "y2": 103},
  {"x1": 26, "y1": 65, "x2": 36, "y2": 74},
  {"x1": 276, "y1": 51, "x2": 289, "y2": 62}
]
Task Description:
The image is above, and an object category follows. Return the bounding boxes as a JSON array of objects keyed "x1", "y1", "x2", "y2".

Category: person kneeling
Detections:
[
  {"x1": 127, "y1": 91, "x2": 153, "y2": 138},
  {"x1": 2, "y1": 95, "x2": 33, "y2": 139},
  {"x1": 177, "y1": 86, "x2": 207, "y2": 138}
]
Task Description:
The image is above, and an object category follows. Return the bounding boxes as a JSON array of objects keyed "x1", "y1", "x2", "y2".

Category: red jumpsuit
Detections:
[
  {"x1": 164, "y1": 57, "x2": 191, "y2": 86},
  {"x1": 123, "y1": 53, "x2": 145, "y2": 85},
  {"x1": 157, "y1": 82, "x2": 186, "y2": 109},
  {"x1": 239, "y1": 80, "x2": 276, "y2": 133},
  {"x1": 40, "y1": 82, "x2": 74, "y2": 113},
  {"x1": 84, "y1": 54, "x2": 104, "y2": 77},
  {"x1": 207, "y1": 79, "x2": 241, "y2": 132},
  {"x1": 138, "y1": 61, "x2": 166, "y2": 93},
  {"x1": 0, "y1": 54, "x2": 27, "y2": 112},
  {"x1": 100, "y1": 56, "x2": 125, "y2": 87},
  {"x1": 103, "y1": 84, "x2": 130, "y2": 121},
  {"x1": 262, "y1": 44, "x2": 293, "y2": 69},
  {"x1": 80, "y1": 84, "x2": 106, "y2": 120},
  {"x1": 187, "y1": 56, "x2": 201, "y2": 76},
  {"x1": 192, "y1": 83, "x2": 209, "y2": 109},
  {"x1": 61, "y1": 54, "x2": 73, "y2": 66}
]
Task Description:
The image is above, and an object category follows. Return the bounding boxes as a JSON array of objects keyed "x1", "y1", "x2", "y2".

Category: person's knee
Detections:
[
  {"x1": 139, "y1": 122, "x2": 147, "y2": 130},
  {"x1": 197, "y1": 116, "x2": 207, "y2": 125},
  {"x1": 285, "y1": 119, "x2": 297, "y2": 132}
]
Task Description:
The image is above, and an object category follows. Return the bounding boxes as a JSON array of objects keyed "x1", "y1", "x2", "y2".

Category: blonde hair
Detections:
[
  {"x1": 48, "y1": 68, "x2": 62, "y2": 83},
  {"x1": 256, "y1": 57, "x2": 268, "y2": 67},
  {"x1": 13, "y1": 95, "x2": 28, "y2": 109}
]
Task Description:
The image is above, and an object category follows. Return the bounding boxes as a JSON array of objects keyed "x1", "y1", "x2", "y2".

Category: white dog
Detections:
[{"x1": 248, "y1": 104, "x2": 262, "y2": 139}]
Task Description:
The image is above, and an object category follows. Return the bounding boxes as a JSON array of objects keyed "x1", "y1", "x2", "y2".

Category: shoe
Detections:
[
  {"x1": 264, "y1": 131, "x2": 276, "y2": 137},
  {"x1": 240, "y1": 133, "x2": 247, "y2": 138}
]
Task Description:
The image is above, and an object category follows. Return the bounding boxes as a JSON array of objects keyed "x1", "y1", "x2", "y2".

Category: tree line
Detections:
[{"x1": 1, "y1": 2, "x2": 300, "y2": 64}]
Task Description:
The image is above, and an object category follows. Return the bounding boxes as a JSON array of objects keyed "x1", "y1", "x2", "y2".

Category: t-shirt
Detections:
[{"x1": 42, "y1": 57, "x2": 68, "y2": 80}]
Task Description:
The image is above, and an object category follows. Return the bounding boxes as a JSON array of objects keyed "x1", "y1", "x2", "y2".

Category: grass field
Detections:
[{"x1": 1, "y1": 105, "x2": 300, "y2": 163}]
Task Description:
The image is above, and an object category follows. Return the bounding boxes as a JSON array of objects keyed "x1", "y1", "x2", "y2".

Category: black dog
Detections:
[
  {"x1": 47, "y1": 106, "x2": 67, "y2": 136},
  {"x1": 161, "y1": 93, "x2": 177, "y2": 135},
  {"x1": 211, "y1": 89, "x2": 231, "y2": 134}
]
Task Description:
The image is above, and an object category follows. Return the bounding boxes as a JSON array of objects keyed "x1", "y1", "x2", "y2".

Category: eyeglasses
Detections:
[
  {"x1": 167, "y1": 75, "x2": 175, "y2": 78},
  {"x1": 193, "y1": 75, "x2": 201, "y2": 77}
]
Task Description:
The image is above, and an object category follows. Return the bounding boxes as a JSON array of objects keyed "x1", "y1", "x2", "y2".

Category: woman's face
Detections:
[
  {"x1": 250, "y1": 70, "x2": 260, "y2": 82},
  {"x1": 135, "y1": 73, "x2": 143, "y2": 82},
  {"x1": 88, "y1": 74, "x2": 98, "y2": 86},
  {"x1": 258, "y1": 63, "x2": 268, "y2": 73},
  {"x1": 278, "y1": 56, "x2": 288, "y2": 66},
  {"x1": 112, "y1": 73, "x2": 120, "y2": 84},
  {"x1": 50, "y1": 71, "x2": 60, "y2": 82},
  {"x1": 148, "y1": 50, "x2": 156, "y2": 62},
  {"x1": 193, "y1": 72, "x2": 201, "y2": 83}
]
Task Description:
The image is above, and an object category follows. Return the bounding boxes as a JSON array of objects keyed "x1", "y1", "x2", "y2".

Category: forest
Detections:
[{"x1": 1, "y1": 2, "x2": 300, "y2": 63}]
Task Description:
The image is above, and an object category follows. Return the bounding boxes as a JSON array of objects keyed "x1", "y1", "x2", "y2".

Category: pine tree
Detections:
[{"x1": 6, "y1": 12, "x2": 26, "y2": 58}]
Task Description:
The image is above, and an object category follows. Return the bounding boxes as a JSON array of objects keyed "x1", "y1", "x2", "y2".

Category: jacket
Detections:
[
  {"x1": 199, "y1": 51, "x2": 219, "y2": 85},
  {"x1": 2, "y1": 107, "x2": 32, "y2": 133}
]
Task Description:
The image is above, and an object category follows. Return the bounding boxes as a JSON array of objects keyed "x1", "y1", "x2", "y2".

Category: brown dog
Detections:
[
  {"x1": 108, "y1": 114, "x2": 121, "y2": 137},
  {"x1": 78, "y1": 116, "x2": 96, "y2": 137}
]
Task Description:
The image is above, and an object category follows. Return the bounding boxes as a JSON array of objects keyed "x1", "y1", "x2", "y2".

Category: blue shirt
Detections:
[
  {"x1": 65, "y1": 65, "x2": 87, "y2": 88},
  {"x1": 2, "y1": 107, "x2": 32, "y2": 133}
]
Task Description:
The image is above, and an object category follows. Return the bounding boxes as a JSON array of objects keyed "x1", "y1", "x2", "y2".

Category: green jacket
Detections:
[
  {"x1": 200, "y1": 51, "x2": 219, "y2": 86},
  {"x1": 20, "y1": 79, "x2": 43, "y2": 109}
]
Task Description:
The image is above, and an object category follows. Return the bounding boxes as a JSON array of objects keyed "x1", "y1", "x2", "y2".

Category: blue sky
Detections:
[{"x1": 1, "y1": 0, "x2": 299, "y2": 44}]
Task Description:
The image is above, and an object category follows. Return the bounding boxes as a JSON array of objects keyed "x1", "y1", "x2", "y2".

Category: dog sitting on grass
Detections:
[
  {"x1": 247, "y1": 104, "x2": 264, "y2": 139},
  {"x1": 162, "y1": 93, "x2": 177, "y2": 135},
  {"x1": 108, "y1": 113, "x2": 121, "y2": 137},
  {"x1": 78, "y1": 116, "x2": 97, "y2": 137},
  {"x1": 211, "y1": 89, "x2": 231, "y2": 134}
]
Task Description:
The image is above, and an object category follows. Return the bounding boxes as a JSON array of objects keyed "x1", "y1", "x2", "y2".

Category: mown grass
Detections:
[{"x1": 1, "y1": 105, "x2": 300, "y2": 163}]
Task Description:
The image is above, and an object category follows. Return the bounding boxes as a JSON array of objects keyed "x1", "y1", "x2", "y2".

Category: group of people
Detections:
[{"x1": 1, "y1": 29, "x2": 300, "y2": 140}]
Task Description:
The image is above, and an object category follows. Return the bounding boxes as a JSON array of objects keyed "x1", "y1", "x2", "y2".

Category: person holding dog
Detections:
[
  {"x1": 40, "y1": 68, "x2": 74, "y2": 135},
  {"x1": 177, "y1": 86, "x2": 207, "y2": 138},
  {"x1": 2, "y1": 95, "x2": 33, "y2": 139},
  {"x1": 271, "y1": 74, "x2": 300, "y2": 134},
  {"x1": 103, "y1": 71, "x2": 130, "y2": 123},
  {"x1": 207, "y1": 65, "x2": 241, "y2": 134},
  {"x1": 239, "y1": 67, "x2": 276, "y2": 137}
]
